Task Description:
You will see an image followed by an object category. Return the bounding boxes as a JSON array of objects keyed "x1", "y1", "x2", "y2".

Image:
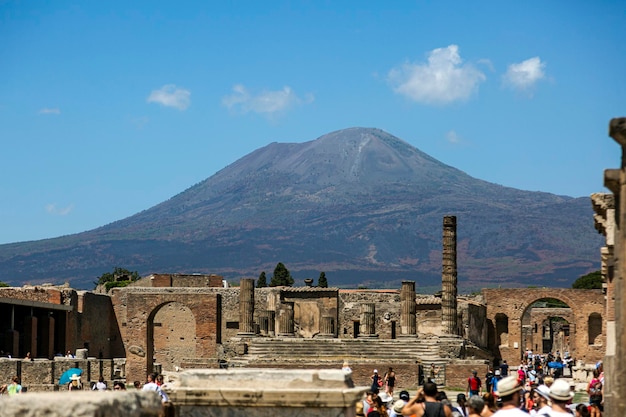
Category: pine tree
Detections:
[
  {"x1": 257, "y1": 271, "x2": 267, "y2": 288},
  {"x1": 270, "y1": 262, "x2": 294, "y2": 287},
  {"x1": 318, "y1": 271, "x2": 328, "y2": 288}
]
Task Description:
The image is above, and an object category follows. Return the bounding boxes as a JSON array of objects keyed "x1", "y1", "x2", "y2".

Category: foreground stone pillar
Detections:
[
  {"x1": 277, "y1": 303, "x2": 295, "y2": 336},
  {"x1": 0, "y1": 391, "x2": 162, "y2": 417},
  {"x1": 400, "y1": 281, "x2": 417, "y2": 337},
  {"x1": 238, "y1": 278, "x2": 255, "y2": 336},
  {"x1": 168, "y1": 368, "x2": 367, "y2": 417},
  {"x1": 441, "y1": 215, "x2": 458, "y2": 335},
  {"x1": 605, "y1": 117, "x2": 626, "y2": 416},
  {"x1": 592, "y1": 192, "x2": 616, "y2": 409},
  {"x1": 359, "y1": 303, "x2": 378, "y2": 338}
]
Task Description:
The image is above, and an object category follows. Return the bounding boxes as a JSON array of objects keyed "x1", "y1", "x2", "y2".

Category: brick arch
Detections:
[
  {"x1": 122, "y1": 289, "x2": 221, "y2": 384},
  {"x1": 483, "y1": 288, "x2": 604, "y2": 366}
]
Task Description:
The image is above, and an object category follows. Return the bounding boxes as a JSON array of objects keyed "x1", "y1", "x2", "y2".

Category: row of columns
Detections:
[{"x1": 237, "y1": 279, "x2": 424, "y2": 338}]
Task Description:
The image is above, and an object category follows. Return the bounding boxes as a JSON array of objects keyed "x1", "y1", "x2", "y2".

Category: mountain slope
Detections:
[{"x1": 0, "y1": 128, "x2": 602, "y2": 290}]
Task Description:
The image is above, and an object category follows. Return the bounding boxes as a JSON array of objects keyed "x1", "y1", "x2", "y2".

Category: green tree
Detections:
[
  {"x1": 94, "y1": 267, "x2": 140, "y2": 291},
  {"x1": 257, "y1": 271, "x2": 267, "y2": 288},
  {"x1": 318, "y1": 271, "x2": 328, "y2": 288},
  {"x1": 0, "y1": 281, "x2": 9, "y2": 287},
  {"x1": 270, "y1": 262, "x2": 293, "y2": 287},
  {"x1": 572, "y1": 270, "x2": 603, "y2": 289}
]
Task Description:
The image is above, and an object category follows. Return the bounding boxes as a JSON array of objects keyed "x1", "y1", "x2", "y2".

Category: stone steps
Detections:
[{"x1": 245, "y1": 337, "x2": 453, "y2": 362}]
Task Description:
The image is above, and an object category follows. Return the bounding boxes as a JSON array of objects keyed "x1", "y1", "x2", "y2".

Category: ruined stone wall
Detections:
[
  {"x1": 482, "y1": 288, "x2": 605, "y2": 365},
  {"x1": 445, "y1": 360, "x2": 490, "y2": 390},
  {"x1": 464, "y1": 302, "x2": 488, "y2": 348},
  {"x1": 416, "y1": 299, "x2": 442, "y2": 335},
  {"x1": 77, "y1": 291, "x2": 124, "y2": 358},
  {"x1": 338, "y1": 290, "x2": 401, "y2": 339},
  {"x1": 0, "y1": 286, "x2": 66, "y2": 304}
]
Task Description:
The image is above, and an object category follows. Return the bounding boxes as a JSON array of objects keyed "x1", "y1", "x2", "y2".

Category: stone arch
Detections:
[
  {"x1": 122, "y1": 289, "x2": 221, "y2": 384},
  {"x1": 149, "y1": 301, "x2": 197, "y2": 372},
  {"x1": 483, "y1": 288, "x2": 604, "y2": 366},
  {"x1": 588, "y1": 313, "x2": 602, "y2": 345}
]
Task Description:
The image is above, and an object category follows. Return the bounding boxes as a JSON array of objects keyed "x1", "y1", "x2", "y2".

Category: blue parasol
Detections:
[
  {"x1": 547, "y1": 361, "x2": 565, "y2": 369},
  {"x1": 59, "y1": 367, "x2": 83, "y2": 385}
]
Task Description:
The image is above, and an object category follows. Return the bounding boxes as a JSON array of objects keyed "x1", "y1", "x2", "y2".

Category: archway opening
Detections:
[
  {"x1": 148, "y1": 302, "x2": 197, "y2": 373},
  {"x1": 522, "y1": 298, "x2": 574, "y2": 358}
]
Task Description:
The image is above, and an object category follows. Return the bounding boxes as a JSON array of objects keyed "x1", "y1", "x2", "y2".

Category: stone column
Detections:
[
  {"x1": 24, "y1": 315, "x2": 38, "y2": 357},
  {"x1": 400, "y1": 281, "x2": 417, "y2": 337},
  {"x1": 441, "y1": 215, "x2": 458, "y2": 335},
  {"x1": 277, "y1": 303, "x2": 295, "y2": 337},
  {"x1": 40, "y1": 314, "x2": 55, "y2": 359},
  {"x1": 259, "y1": 313, "x2": 269, "y2": 336},
  {"x1": 358, "y1": 303, "x2": 378, "y2": 338},
  {"x1": 267, "y1": 310, "x2": 276, "y2": 337},
  {"x1": 319, "y1": 316, "x2": 335, "y2": 338},
  {"x1": 605, "y1": 117, "x2": 626, "y2": 416},
  {"x1": 238, "y1": 278, "x2": 256, "y2": 336}
]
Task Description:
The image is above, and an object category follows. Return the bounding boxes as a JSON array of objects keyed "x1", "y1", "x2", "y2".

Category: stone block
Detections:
[
  {"x1": 0, "y1": 359, "x2": 19, "y2": 380},
  {"x1": 168, "y1": 368, "x2": 367, "y2": 416},
  {"x1": 0, "y1": 391, "x2": 162, "y2": 417}
]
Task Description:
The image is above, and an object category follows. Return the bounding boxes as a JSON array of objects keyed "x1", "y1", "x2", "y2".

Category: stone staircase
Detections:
[{"x1": 240, "y1": 335, "x2": 465, "y2": 365}]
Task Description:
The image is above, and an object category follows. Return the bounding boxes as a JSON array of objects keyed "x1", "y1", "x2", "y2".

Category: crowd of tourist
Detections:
[
  {"x1": 0, "y1": 371, "x2": 170, "y2": 403},
  {"x1": 355, "y1": 358, "x2": 605, "y2": 417}
]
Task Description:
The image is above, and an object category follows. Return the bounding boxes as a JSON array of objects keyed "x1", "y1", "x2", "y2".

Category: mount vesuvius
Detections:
[{"x1": 0, "y1": 128, "x2": 602, "y2": 291}]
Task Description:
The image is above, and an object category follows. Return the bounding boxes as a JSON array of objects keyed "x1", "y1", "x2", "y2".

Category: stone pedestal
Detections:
[
  {"x1": 0, "y1": 391, "x2": 162, "y2": 417},
  {"x1": 167, "y1": 368, "x2": 367, "y2": 417}
]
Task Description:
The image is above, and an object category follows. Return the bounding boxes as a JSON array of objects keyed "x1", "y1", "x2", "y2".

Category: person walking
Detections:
[
  {"x1": 384, "y1": 367, "x2": 396, "y2": 397},
  {"x1": 467, "y1": 370, "x2": 482, "y2": 397}
]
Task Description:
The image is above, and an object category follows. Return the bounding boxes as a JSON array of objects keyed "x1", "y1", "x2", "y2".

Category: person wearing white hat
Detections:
[
  {"x1": 492, "y1": 375, "x2": 528, "y2": 416},
  {"x1": 68, "y1": 373, "x2": 82, "y2": 391},
  {"x1": 529, "y1": 384, "x2": 551, "y2": 416},
  {"x1": 543, "y1": 379, "x2": 574, "y2": 417}
]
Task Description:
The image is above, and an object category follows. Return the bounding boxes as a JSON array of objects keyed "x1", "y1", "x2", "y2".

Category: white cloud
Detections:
[
  {"x1": 387, "y1": 45, "x2": 486, "y2": 105},
  {"x1": 446, "y1": 130, "x2": 461, "y2": 144},
  {"x1": 39, "y1": 107, "x2": 61, "y2": 115},
  {"x1": 222, "y1": 84, "x2": 313, "y2": 115},
  {"x1": 502, "y1": 57, "x2": 546, "y2": 91},
  {"x1": 147, "y1": 84, "x2": 191, "y2": 110},
  {"x1": 45, "y1": 203, "x2": 74, "y2": 216}
]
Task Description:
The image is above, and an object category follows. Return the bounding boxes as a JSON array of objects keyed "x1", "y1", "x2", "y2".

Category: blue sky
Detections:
[{"x1": 1, "y1": 1, "x2": 625, "y2": 244}]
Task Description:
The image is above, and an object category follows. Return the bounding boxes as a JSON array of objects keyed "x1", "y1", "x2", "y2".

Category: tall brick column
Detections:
[
  {"x1": 400, "y1": 281, "x2": 417, "y2": 337},
  {"x1": 238, "y1": 278, "x2": 256, "y2": 336},
  {"x1": 40, "y1": 314, "x2": 55, "y2": 359},
  {"x1": 605, "y1": 117, "x2": 626, "y2": 416},
  {"x1": 441, "y1": 215, "x2": 458, "y2": 335},
  {"x1": 358, "y1": 303, "x2": 378, "y2": 338}
]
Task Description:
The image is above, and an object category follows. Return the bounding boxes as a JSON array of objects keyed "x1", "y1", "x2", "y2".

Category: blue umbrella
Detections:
[
  {"x1": 59, "y1": 368, "x2": 83, "y2": 385},
  {"x1": 548, "y1": 361, "x2": 565, "y2": 369}
]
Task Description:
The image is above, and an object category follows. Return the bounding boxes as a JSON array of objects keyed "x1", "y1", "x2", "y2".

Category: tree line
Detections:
[{"x1": 255, "y1": 262, "x2": 328, "y2": 288}]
